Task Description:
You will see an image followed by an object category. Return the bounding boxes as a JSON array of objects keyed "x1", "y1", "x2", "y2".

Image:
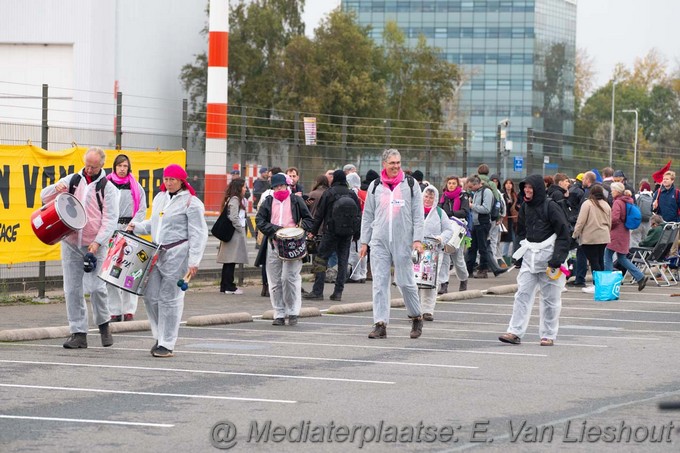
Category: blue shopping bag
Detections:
[{"x1": 593, "y1": 271, "x2": 623, "y2": 301}]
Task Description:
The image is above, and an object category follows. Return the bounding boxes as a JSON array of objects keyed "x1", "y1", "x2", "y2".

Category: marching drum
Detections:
[
  {"x1": 98, "y1": 231, "x2": 161, "y2": 295},
  {"x1": 414, "y1": 237, "x2": 441, "y2": 289},
  {"x1": 444, "y1": 217, "x2": 468, "y2": 253},
  {"x1": 31, "y1": 193, "x2": 87, "y2": 245},
  {"x1": 274, "y1": 227, "x2": 307, "y2": 261}
]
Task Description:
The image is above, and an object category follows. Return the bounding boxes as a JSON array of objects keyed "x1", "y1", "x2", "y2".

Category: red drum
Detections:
[{"x1": 31, "y1": 193, "x2": 87, "y2": 245}]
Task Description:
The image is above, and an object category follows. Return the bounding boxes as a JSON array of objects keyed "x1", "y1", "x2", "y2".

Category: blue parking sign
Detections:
[{"x1": 513, "y1": 156, "x2": 523, "y2": 172}]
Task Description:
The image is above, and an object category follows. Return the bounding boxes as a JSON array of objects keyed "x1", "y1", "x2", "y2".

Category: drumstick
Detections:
[{"x1": 349, "y1": 256, "x2": 366, "y2": 280}]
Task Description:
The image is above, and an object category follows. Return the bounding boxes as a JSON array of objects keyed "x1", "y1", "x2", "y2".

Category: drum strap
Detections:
[{"x1": 161, "y1": 238, "x2": 188, "y2": 250}]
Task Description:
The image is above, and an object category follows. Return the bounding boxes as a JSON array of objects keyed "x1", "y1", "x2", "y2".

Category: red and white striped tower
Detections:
[{"x1": 204, "y1": 0, "x2": 229, "y2": 211}]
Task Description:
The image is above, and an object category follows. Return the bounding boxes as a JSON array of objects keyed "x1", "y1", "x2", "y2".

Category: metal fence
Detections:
[{"x1": 2, "y1": 81, "x2": 679, "y2": 296}]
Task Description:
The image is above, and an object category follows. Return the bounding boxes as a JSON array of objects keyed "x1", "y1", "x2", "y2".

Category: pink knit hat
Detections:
[{"x1": 160, "y1": 164, "x2": 196, "y2": 196}]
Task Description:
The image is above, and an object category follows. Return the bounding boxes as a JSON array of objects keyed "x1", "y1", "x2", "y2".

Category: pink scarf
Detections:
[
  {"x1": 380, "y1": 169, "x2": 404, "y2": 190},
  {"x1": 274, "y1": 190, "x2": 290, "y2": 202},
  {"x1": 107, "y1": 172, "x2": 141, "y2": 217},
  {"x1": 440, "y1": 187, "x2": 461, "y2": 211},
  {"x1": 424, "y1": 206, "x2": 432, "y2": 216}
]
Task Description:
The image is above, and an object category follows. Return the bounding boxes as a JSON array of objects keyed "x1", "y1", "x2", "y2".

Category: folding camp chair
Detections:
[{"x1": 628, "y1": 223, "x2": 679, "y2": 287}]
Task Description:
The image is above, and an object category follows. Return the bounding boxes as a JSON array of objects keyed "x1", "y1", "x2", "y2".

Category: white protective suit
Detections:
[
  {"x1": 133, "y1": 189, "x2": 208, "y2": 351},
  {"x1": 419, "y1": 185, "x2": 454, "y2": 315},
  {"x1": 361, "y1": 174, "x2": 424, "y2": 324},
  {"x1": 108, "y1": 179, "x2": 147, "y2": 317},
  {"x1": 40, "y1": 170, "x2": 120, "y2": 334}
]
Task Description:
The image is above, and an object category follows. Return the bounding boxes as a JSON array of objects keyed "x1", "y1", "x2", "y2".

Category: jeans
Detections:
[
  {"x1": 604, "y1": 248, "x2": 644, "y2": 282},
  {"x1": 220, "y1": 263, "x2": 237, "y2": 292},
  {"x1": 312, "y1": 233, "x2": 352, "y2": 296},
  {"x1": 573, "y1": 246, "x2": 588, "y2": 284},
  {"x1": 466, "y1": 222, "x2": 491, "y2": 273}
]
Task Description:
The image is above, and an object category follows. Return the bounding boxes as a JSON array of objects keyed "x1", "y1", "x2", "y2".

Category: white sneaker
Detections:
[
  {"x1": 581, "y1": 285, "x2": 595, "y2": 294},
  {"x1": 224, "y1": 288, "x2": 244, "y2": 295}
]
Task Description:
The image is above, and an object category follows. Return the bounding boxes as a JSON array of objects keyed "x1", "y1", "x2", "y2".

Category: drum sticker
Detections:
[
  {"x1": 123, "y1": 245, "x2": 132, "y2": 255},
  {"x1": 132, "y1": 269, "x2": 143, "y2": 279},
  {"x1": 109, "y1": 266, "x2": 122, "y2": 279},
  {"x1": 32, "y1": 216, "x2": 44, "y2": 229},
  {"x1": 124, "y1": 276, "x2": 135, "y2": 289},
  {"x1": 137, "y1": 250, "x2": 149, "y2": 263}
]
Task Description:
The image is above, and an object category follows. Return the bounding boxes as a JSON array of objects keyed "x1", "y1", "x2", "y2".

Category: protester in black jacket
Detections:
[
  {"x1": 303, "y1": 170, "x2": 361, "y2": 302},
  {"x1": 499, "y1": 174, "x2": 570, "y2": 347}
]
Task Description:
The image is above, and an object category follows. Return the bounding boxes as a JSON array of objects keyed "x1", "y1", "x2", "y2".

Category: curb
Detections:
[
  {"x1": 485, "y1": 284, "x2": 519, "y2": 294},
  {"x1": 186, "y1": 312, "x2": 253, "y2": 326},
  {"x1": 261, "y1": 307, "x2": 321, "y2": 320},
  {"x1": 437, "y1": 289, "x2": 485, "y2": 301},
  {"x1": 0, "y1": 326, "x2": 71, "y2": 342},
  {"x1": 327, "y1": 302, "x2": 373, "y2": 314},
  {"x1": 109, "y1": 320, "x2": 151, "y2": 333}
]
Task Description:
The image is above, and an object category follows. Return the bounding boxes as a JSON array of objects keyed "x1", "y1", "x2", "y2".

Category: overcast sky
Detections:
[{"x1": 301, "y1": 0, "x2": 680, "y2": 89}]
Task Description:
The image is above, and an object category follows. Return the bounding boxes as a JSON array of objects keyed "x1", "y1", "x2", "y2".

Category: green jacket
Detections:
[{"x1": 639, "y1": 223, "x2": 665, "y2": 248}]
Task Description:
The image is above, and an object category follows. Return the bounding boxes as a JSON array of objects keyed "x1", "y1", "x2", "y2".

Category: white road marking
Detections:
[
  {"x1": 0, "y1": 359, "x2": 394, "y2": 385},
  {"x1": 0, "y1": 414, "x2": 173, "y2": 428},
  {"x1": 0, "y1": 383, "x2": 295, "y2": 404}
]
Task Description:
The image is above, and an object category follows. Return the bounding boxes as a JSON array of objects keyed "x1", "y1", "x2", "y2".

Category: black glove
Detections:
[
  {"x1": 512, "y1": 258, "x2": 523, "y2": 269},
  {"x1": 548, "y1": 260, "x2": 562, "y2": 269}
]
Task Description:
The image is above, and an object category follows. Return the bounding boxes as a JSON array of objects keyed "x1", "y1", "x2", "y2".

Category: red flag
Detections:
[{"x1": 652, "y1": 160, "x2": 672, "y2": 183}]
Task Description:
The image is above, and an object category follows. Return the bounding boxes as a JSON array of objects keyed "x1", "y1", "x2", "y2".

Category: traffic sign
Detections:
[{"x1": 513, "y1": 156, "x2": 523, "y2": 172}]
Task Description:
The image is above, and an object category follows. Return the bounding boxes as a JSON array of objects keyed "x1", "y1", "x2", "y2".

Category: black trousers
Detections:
[
  {"x1": 220, "y1": 263, "x2": 237, "y2": 292},
  {"x1": 312, "y1": 233, "x2": 352, "y2": 296}
]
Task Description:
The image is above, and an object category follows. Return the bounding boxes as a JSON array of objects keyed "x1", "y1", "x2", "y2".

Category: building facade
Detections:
[{"x1": 343, "y1": 0, "x2": 577, "y2": 176}]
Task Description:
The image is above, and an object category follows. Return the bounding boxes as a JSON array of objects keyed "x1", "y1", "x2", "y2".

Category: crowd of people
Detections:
[{"x1": 44, "y1": 147, "x2": 672, "y2": 356}]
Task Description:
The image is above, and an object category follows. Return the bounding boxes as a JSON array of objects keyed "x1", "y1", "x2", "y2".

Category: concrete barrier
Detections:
[
  {"x1": 186, "y1": 312, "x2": 253, "y2": 326},
  {"x1": 109, "y1": 320, "x2": 151, "y2": 333},
  {"x1": 261, "y1": 307, "x2": 321, "y2": 319},
  {"x1": 485, "y1": 284, "x2": 518, "y2": 295},
  {"x1": 437, "y1": 289, "x2": 485, "y2": 301},
  {"x1": 0, "y1": 326, "x2": 70, "y2": 342},
  {"x1": 326, "y1": 302, "x2": 373, "y2": 314}
]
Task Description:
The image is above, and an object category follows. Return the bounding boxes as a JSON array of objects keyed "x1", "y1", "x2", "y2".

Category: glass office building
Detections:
[{"x1": 343, "y1": 0, "x2": 577, "y2": 175}]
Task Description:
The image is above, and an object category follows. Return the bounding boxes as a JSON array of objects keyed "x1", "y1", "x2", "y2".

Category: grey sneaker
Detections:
[
  {"x1": 272, "y1": 318, "x2": 285, "y2": 326},
  {"x1": 458, "y1": 280, "x2": 468, "y2": 291},
  {"x1": 288, "y1": 315, "x2": 299, "y2": 326},
  {"x1": 98, "y1": 322, "x2": 114, "y2": 347},
  {"x1": 63, "y1": 333, "x2": 87, "y2": 349},
  {"x1": 152, "y1": 346, "x2": 174, "y2": 358}
]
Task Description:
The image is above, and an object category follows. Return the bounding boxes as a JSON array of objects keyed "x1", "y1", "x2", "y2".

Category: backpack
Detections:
[
  {"x1": 544, "y1": 197, "x2": 576, "y2": 248},
  {"x1": 624, "y1": 201, "x2": 642, "y2": 230},
  {"x1": 328, "y1": 192, "x2": 361, "y2": 237},
  {"x1": 69, "y1": 173, "x2": 107, "y2": 213},
  {"x1": 636, "y1": 192, "x2": 653, "y2": 222},
  {"x1": 481, "y1": 186, "x2": 502, "y2": 221}
]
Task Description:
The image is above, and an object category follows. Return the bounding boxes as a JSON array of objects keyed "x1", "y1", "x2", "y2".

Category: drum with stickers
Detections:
[
  {"x1": 98, "y1": 230, "x2": 162, "y2": 295},
  {"x1": 274, "y1": 227, "x2": 307, "y2": 261},
  {"x1": 413, "y1": 237, "x2": 441, "y2": 289},
  {"x1": 30, "y1": 193, "x2": 87, "y2": 245}
]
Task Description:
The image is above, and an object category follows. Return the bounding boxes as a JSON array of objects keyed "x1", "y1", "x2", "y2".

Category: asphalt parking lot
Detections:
[{"x1": 1, "y1": 273, "x2": 680, "y2": 452}]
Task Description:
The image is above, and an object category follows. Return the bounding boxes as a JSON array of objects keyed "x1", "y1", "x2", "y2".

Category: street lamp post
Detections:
[
  {"x1": 622, "y1": 109, "x2": 638, "y2": 187},
  {"x1": 609, "y1": 80, "x2": 616, "y2": 166}
]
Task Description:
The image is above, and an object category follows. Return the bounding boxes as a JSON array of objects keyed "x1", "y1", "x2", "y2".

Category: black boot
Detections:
[
  {"x1": 99, "y1": 322, "x2": 114, "y2": 347},
  {"x1": 410, "y1": 316, "x2": 423, "y2": 339},
  {"x1": 437, "y1": 282, "x2": 448, "y2": 295},
  {"x1": 459, "y1": 280, "x2": 468, "y2": 291},
  {"x1": 261, "y1": 283, "x2": 269, "y2": 297},
  {"x1": 63, "y1": 332, "x2": 87, "y2": 349}
]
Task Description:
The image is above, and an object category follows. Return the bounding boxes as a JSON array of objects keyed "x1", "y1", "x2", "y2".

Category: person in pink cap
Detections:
[{"x1": 129, "y1": 163, "x2": 208, "y2": 357}]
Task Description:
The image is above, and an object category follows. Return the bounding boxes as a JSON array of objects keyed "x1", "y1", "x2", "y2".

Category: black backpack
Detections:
[
  {"x1": 328, "y1": 192, "x2": 361, "y2": 237},
  {"x1": 371, "y1": 175, "x2": 416, "y2": 197},
  {"x1": 69, "y1": 173, "x2": 107, "y2": 213}
]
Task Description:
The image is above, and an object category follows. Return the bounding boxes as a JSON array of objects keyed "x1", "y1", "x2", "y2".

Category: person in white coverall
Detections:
[
  {"x1": 40, "y1": 147, "x2": 120, "y2": 349},
  {"x1": 359, "y1": 148, "x2": 425, "y2": 339},
  {"x1": 130, "y1": 164, "x2": 207, "y2": 358},
  {"x1": 419, "y1": 185, "x2": 454, "y2": 321},
  {"x1": 106, "y1": 154, "x2": 147, "y2": 322}
]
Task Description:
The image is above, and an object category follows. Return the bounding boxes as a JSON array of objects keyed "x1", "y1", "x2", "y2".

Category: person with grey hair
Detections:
[
  {"x1": 343, "y1": 164, "x2": 357, "y2": 175},
  {"x1": 359, "y1": 148, "x2": 425, "y2": 339},
  {"x1": 604, "y1": 182, "x2": 648, "y2": 291},
  {"x1": 40, "y1": 147, "x2": 120, "y2": 349},
  {"x1": 345, "y1": 172, "x2": 366, "y2": 283}
]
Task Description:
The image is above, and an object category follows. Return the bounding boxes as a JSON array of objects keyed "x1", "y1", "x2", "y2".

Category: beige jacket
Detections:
[{"x1": 572, "y1": 199, "x2": 611, "y2": 245}]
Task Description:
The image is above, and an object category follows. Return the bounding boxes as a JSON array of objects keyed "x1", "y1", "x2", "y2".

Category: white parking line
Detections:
[
  {"x1": 0, "y1": 414, "x2": 173, "y2": 428},
  {"x1": 459, "y1": 298, "x2": 680, "y2": 314},
  {"x1": 0, "y1": 383, "x2": 295, "y2": 404},
  {"x1": 315, "y1": 315, "x2": 668, "y2": 338},
  {"x1": 0, "y1": 359, "x2": 394, "y2": 385},
  {"x1": 184, "y1": 325, "x2": 608, "y2": 348}
]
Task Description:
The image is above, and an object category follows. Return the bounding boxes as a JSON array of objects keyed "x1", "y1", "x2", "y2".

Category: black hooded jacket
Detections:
[{"x1": 517, "y1": 174, "x2": 571, "y2": 266}]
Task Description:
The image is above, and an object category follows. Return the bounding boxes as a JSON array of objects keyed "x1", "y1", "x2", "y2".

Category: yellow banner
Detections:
[{"x1": 0, "y1": 145, "x2": 185, "y2": 264}]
